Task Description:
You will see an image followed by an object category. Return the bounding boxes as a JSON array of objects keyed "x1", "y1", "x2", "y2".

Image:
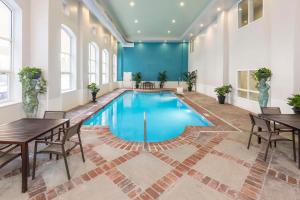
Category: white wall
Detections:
[
  {"x1": 0, "y1": 0, "x2": 118, "y2": 124},
  {"x1": 189, "y1": 0, "x2": 300, "y2": 113}
]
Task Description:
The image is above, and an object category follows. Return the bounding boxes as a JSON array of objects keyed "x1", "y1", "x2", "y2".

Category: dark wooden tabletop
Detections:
[
  {"x1": 260, "y1": 114, "x2": 300, "y2": 130},
  {"x1": 0, "y1": 118, "x2": 69, "y2": 144}
]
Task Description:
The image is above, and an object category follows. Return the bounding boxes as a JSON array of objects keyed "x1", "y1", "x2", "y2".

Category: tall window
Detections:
[
  {"x1": 61, "y1": 25, "x2": 76, "y2": 91},
  {"x1": 113, "y1": 54, "x2": 117, "y2": 82},
  {"x1": 238, "y1": 0, "x2": 263, "y2": 28},
  {"x1": 102, "y1": 49, "x2": 109, "y2": 84},
  {"x1": 237, "y1": 70, "x2": 259, "y2": 101},
  {"x1": 88, "y1": 42, "x2": 99, "y2": 84},
  {"x1": 0, "y1": 1, "x2": 12, "y2": 102}
]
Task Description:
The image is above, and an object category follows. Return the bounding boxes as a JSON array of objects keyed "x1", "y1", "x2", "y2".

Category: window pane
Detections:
[
  {"x1": 89, "y1": 74, "x2": 96, "y2": 84},
  {"x1": 61, "y1": 74, "x2": 71, "y2": 90},
  {"x1": 249, "y1": 70, "x2": 258, "y2": 91},
  {"x1": 90, "y1": 44, "x2": 96, "y2": 60},
  {"x1": 253, "y1": 0, "x2": 263, "y2": 20},
  {"x1": 102, "y1": 74, "x2": 108, "y2": 84},
  {"x1": 0, "y1": 39, "x2": 11, "y2": 71},
  {"x1": 0, "y1": 1, "x2": 11, "y2": 39},
  {"x1": 238, "y1": 0, "x2": 248, "y2": 28},
  {"x1": 61, "y1": 29, "x2": 71, "y2": 53},
  {"x1": 61, "y1": 53, "x2": 71, "y2": 72},
  {"x1": 238, "y1": 71, "x2": 248, "y2": 90},
  {"x1": 238, "y1": 90, "x2": 248, "y2": 99},
  {"x1": 0, "y1": 73, "x2": 8, "y2": 101},
  {"x1": 249, "y1": 92, "x2": 259, "y2": 101},
  {"x1": 89, "y1": 61, "x2": 96, "y2": 73}
]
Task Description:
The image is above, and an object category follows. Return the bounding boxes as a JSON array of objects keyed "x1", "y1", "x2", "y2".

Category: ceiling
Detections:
[{"x1": 92, "y1": 0, "x2": 236, "y2": 42}]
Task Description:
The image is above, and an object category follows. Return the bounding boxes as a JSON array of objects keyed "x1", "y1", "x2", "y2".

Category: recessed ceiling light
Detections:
[
  {"x1": 137, "y1": 30, "x2": 141, "y2": 34},
  {"x1": 172, "y1": 19, "x2": 176, "y2": 23},
  {"x1": 180, "y1": 2, "x2": 185, "y2": 7},
  {"x1": 217, "y1": 7, "x2": 222, "y2": 11},
  {"x1": 168, "y1": 30, "x2": 171, "y2": 34},
  {"x1": 134, "y1": 19, "x2": 139, "y2": 23},
  {"x1": 200, "y1": 24, "x2": 204, "y2": 27},
  {"x1": 190, "y1": 33, "x2": 193, "y2": 37},
  {"x1": 129, "y1": 1, "x2": 135, "y2": 7}
]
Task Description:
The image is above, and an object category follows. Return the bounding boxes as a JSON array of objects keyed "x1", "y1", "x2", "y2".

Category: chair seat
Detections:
[
  {"x1": 0, "y1": 151, "x2": 20, "y2": 167},
  {"x1": 38, "y1": 141, "x2": 77, "y2": 154},
  {"x1": 255, "y1": 131, "x2": 291, "y2": 141}
]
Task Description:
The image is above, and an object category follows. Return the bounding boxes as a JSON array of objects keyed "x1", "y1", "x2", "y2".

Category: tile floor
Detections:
[{"x1": 0, "y1": 89, "x2": 299, "y2": 200}]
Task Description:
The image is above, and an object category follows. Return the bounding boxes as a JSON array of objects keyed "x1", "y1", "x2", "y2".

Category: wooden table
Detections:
[
  {"x1": 0, "y1": 118, "x2": 69, "y2": 192},
  {"x1": 260, "y1": 114, "x2": 300, "y2": 168}
]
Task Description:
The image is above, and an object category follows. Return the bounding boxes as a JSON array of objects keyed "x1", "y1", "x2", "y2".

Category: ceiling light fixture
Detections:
[
  {"x1": 129, "y1": 1, "x2": 135, "y2": 7},
  {"x1": 190, "y1": 33, "x2": 193, "y2": 37},
  {"x1": 168, "y1": 30, "x2": 171, "y2": 34},
  {"x1": 200, "y1": 24, "x2": 204, "y2": 27},
  {"x1": 180, "y1": 2, "x2": 185, "y2": 7},
  {"x1": 137, "y1": 30, "x2": 141, "y2": 34},
  {"x1": 217, "y1": 7, "x2": 222, "y2": 11},
  {"x1": 172, "y1": 19, "x2": 176, "y2": 23},
  {"x1": 134, "y1": 19, "x2": 138, "y2": 23}
]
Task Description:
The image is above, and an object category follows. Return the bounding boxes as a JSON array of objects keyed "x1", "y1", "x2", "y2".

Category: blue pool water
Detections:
[{"x1": 84, "y1": 91, "x2": 212, "y2": 142}]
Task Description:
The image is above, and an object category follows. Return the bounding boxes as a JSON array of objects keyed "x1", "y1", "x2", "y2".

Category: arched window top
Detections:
[{"x1": 89, "y1": 42, "x2": 99, "y2": 52}]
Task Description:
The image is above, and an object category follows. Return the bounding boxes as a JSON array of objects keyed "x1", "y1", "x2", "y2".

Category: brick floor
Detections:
[{"x1": 0, "y1": 89, "x2": 299, "y2": 200}]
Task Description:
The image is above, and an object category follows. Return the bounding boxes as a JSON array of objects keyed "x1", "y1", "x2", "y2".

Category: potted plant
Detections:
[
  {"x1": 252, "y1": 67, "x2": 272, "y2": 107},
  {"x1": 287, "y1": 94, "x2": 300, "y2": 114},
  {"x1": 87, "y1": 83, "x2": 100, "y2": 102},
  {"x1": 132, "y1": 72, "x2": 142, "y2": 89},
  {"x1": 183, "y1": 70, "x2": 197, "y2": 92},
  {"x1": 158, "y1": 71, "x2": 167, "y2": 88},
  {"x1": 18, "y1": 67, "x2": 47, "y2": 117},
  {"x1": 214, "y1": 84, "x2": 232, "y2": 104}
]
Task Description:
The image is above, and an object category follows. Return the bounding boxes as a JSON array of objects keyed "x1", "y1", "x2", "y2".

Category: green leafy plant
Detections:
[
  {"x1": 287, "y1": 94, "x2": 300, "y2": 109},
  {"x1": 214, "y1": 84, "x2": 232, "y2": 104},
  {"x1": 288, "y1": 94, "x2": 300, "y2": 114},
  {"x1": 132, "y1": 72, "x2": 142, "y2": 89},
  {"x1": 18, "y1": 67, "x2": 47, "y2": 117},
  {"x1": 214, "y1": 85, "x2": 232, "y2": 96},
  {"x1": 158, "y1": 71, "x2": 167, "y2": 88},
  {"x1": 182, "y1": 70, "x2": 197, "y2": 92},
  {"x1": 87, "y1": 83, "x2": 100, "y2": 102},
  {"x1": 87, "y1": 83, "x2": 100, "y2": 93},
  {"x1": 252, "y1": 67, "x2": 272, "y2": 82}
]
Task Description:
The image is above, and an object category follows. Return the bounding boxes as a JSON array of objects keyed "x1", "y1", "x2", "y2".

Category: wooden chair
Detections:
[
  {"x1": 0, "y1": 144, "x2": 20, "y2": 169},
  {"x1": 247, "y1": 113, "x2": 296, "y2": 161},
  {"x1": 37, "y1": 111, "x2": 67, "y2": 140},
  {"x1": 261, "y1": 107, "x2": 293, "y2": 132},
  {"x1": 32, "y1": 121, "x2": 85, "y2": 180}
]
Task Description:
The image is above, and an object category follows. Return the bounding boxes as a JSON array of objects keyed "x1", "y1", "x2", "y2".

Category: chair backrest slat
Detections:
[
  {"x1": 261, "y1": 107, "x2": 281, "y2": 115},
  {"x1": 44, "y1": 111, "x2": 66, "y2": 119},
  {"x1": 249, "y1": 113, "x2": 271, "y2": 131},
  {"x1": 63, "y1": 121, "x2": 83, "y2": 142}
]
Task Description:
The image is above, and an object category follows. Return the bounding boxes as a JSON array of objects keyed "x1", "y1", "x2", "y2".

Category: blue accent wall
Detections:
[{"x1": 117, "y1": 42, "x2": 188, "y2": 81}]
